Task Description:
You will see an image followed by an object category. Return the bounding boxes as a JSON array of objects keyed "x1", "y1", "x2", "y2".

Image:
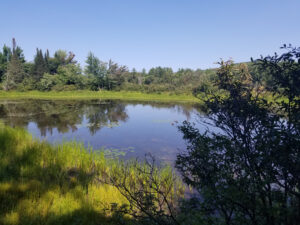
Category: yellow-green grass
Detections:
[
  {"x1": 0, "y1": 126, "x2": 183, "y2": 225},
  {"x1": 0, "y1": 90, "x2": 201, "y2": 103}
]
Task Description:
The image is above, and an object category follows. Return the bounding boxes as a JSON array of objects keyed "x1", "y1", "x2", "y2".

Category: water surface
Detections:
[{"x1": 0, "y1": 99, "x2": 206, "y2": 165}]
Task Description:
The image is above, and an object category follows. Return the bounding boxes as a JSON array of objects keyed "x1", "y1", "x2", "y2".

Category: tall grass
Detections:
[
  {"x1": 0, "y1": 126, "x2": 184, "y2": 225},
  {"x1": 0, "y1": 90, "x2": 200, "y2": 103}
]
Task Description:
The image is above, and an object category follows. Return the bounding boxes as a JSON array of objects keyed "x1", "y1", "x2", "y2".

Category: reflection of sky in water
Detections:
[{"x1": 0, "y1": 100, "x2": 211, "y2": 166}]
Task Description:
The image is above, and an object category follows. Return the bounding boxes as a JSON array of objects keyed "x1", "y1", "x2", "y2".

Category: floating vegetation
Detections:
[
  {"x1": 76, "y1": 121, "x2": 121, "y2": 129},
  {"x1": 99, "y1": 147, "x2": 135, "y2": 158}
]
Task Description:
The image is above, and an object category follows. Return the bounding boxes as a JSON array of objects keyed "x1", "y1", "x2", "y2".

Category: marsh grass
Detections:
[
  {"x1": 0, "y1": 126, "x2": 183, "y2": 225},
  {"x1": 0, "y1": 90, "x2": 200, "y2": 103}
]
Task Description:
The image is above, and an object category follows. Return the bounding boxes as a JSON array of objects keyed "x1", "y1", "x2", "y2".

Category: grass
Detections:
[
  {"x1": 0, "y1": 125, "x2": 184, "y2": 225},
  {"x1": 0, "y1": 90, "x2": 201, "y2": 103}
]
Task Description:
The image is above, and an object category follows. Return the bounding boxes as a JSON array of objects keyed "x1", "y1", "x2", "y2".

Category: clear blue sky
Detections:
[{"x1": 1, "y1": 0, "x2": 299, "y2": 71}]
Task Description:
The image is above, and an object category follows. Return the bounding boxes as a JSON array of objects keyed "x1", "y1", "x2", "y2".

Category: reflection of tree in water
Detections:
[
  {"x1": 0, "y1": 99, "x2": 197, "y2": 136},
  {"x1": 0, "y1": 99, "x2": 129, "y2": 136},
  {"x1": 85, "y1": 100, "x2": 128, "y2": 135},
  {"x1": 122, "y1": 101, "x2": 201, "y2": 120},
  {"x1": 0, "y1": 100, "x2": 84, "y2": 136}
]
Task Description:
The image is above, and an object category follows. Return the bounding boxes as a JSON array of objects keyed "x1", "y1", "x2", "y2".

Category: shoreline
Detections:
[{"x1": 0, "y1": 90, "x2": 201, "y2": 103}]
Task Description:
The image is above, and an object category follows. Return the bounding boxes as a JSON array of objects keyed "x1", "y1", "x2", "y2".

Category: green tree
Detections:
[
  {"x1": 0, "y1": 41, "x2": 25, "y2": 83},
  {"x1": 56, "y1": 64, "x2": 85, "y2": 89},
  {"x1": 148, "y1": 67, "x2": 174, "y2": 84},
  {"x1": 48, "y1": 50, "x2": 76, "y2": 74},
  {"x1": 106, "y1": 59, "x2": 128, "y2": 90},
  {"x1": 0, "y1": 45, "x2": 12, "y2": 81},
  {"x1": 32, "y1": 48, "x2": 48, "y2": 81},
  {"x1": 125, "y1": 68, "x2": 141, "y2": 84},
  {"x1": 84, "y1": 52, "x2": 107, "y2": 90},
  {"x1": 38, "y1": 73, "x2": 59, "y2": 91},
  {"x1": 176, "y1": 46, "x2": 300, "y2": 224},
  {"x1": 3, "y1": 38, "x2": 25, "y2": 90}
]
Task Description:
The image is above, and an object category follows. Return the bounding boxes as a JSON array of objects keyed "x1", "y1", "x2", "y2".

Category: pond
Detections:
[{"x1": 0, "y1": 99, "x2": 208, "y2": 165}]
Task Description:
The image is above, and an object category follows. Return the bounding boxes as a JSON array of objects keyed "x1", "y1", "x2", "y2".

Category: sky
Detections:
[{"x1": 1, "y1": 0, "x2": 299, "y2": 71}]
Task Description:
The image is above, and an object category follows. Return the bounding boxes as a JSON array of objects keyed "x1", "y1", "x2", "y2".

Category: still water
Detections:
[{"x1": 0, "y1": 99, "x2": 206, "y2": 165}]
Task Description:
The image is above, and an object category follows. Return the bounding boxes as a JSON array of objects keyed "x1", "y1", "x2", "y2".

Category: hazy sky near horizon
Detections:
[{"x1": 1, "y1": 0, "x2": 299, "y2": 71}]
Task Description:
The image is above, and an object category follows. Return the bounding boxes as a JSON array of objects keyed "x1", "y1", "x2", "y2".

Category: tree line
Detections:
[{"x1": 0, "y1": 38, "x2": 217, "y2": 93}]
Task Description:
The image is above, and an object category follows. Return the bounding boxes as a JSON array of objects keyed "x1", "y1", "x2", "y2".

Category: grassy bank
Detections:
[
  {"x1": 0, "y1": 126, "x2": 183, "y2": 225},
  {"x1": 0, "y1": 90, "x2": 200, "y2": 103}
]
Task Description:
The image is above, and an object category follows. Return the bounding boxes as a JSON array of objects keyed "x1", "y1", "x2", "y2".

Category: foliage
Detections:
[
  {"x1": 1, "y1": 38, "x2": 285, "y2": 97},
  {"x1": 56, "y1": 64, "x2": 86, "y2": 89},
  {"x1": 176, "y1": 46, "x2": 300, "y2": 224},
  {"x1": 0, "y1": 38, "x2": 222, "y2": 95},
  {"x1": 16, "y1": 77, "x2": 37, "y2": 91},
  {"x1": 48, "y1": 50, "x2": 76, "y2": 74},
  {"x1": 32, "y1": 48, "x2": 48, "y2": 81},
  {"x1": 0, "y1": 45, "x2": 12, "y2": 81},
  {"x1": 106, "y1": 59, "x2": 129, "y2": 90},
  {"x1": 2, "y1": 39, "x2": 25, "y2": 90},
  {"x1": 85, "y1": 52, "x2": 108, "y2": 90},
  {"x1": 103, "y1": 154, "x2": 184, "y2": 225},
  {"x1": 38, "y1": 73, "x2": 59, "y2": 91}
]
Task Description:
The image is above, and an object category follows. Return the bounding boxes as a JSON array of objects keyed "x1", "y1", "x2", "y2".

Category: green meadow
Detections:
[{"x1": 0, "y1": 90, "x2": 200, "y2": 103}]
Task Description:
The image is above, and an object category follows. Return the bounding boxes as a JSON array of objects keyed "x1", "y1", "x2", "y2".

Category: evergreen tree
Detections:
[
  {"x1": 44, "y1": 49, "x2": 50, "y2": 71},
  {"x1": 32, "y1": 48, "x2": 48, "y2": 81},
  {"x1": 3, "y1": 38, "x2": 25, "y2": 90},
  {"x1": 0, "y1": 45, "x2": 12, "y2": 81},
  {"x1": 85, "y1": 52, "x2": 107, "y2": 90}
]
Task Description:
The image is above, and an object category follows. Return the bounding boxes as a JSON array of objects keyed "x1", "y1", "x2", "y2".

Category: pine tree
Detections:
[
  {"x1": 32, "y1": 48, "x2": 48, "y2": 81},
  {"x1": 0, "y1": 45, "x2": 12, "y2": 81},
  {"x1": 44, "y1": 49, "x2": 50, "y2": 71},
  {"x1": 3, "y1": 38, "x2": 25, "y2": 90}
]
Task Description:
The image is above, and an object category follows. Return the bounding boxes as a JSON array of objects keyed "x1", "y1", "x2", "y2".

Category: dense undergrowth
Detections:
[{"x1": 0, "y1": 126, "x2": 184, "y2": 225}]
